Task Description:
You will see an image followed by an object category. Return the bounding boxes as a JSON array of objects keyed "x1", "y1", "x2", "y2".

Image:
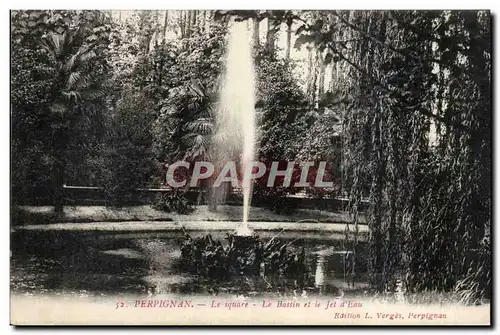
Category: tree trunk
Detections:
[
  {"x1": 186, "y1": 10, "x2": 193, "y2": 37},
  {"x1": 305, "y1": 47, "x2": 317, "y2": 106},
  {"x1": 318, "y1": 52, "x2": 326, "y2": 100},
  {"x1": 369, "y1": 102, "x2": 386, "y2": 293},
  {"x1": 253, "y1": 18, "x2": 260, "y2": 47},
  {"x1": 163, "y1": 10, "x2": 168, "y2": 42},
  {"x1": 200, "y1": 10, "x2": 206, "y2": 33},
  {"x1": 285, "y1": 19, "x2": 292, "y2": 59},
  {"x1": 265, "y1": 18, "x2": 278, "y2": 55},
  {"x1": 192, "y1": 10, "x2": 197, "y2": 33},
  {"x1": 208, "y1": 182, "x2": 218, "y2": 212},
  {"x1": 205, "y1": 11, "x2": 212, "y2": 33},
  {"x1": 52, "y1": 128, "x2": 69, "y2": 215},
  {"x1": 158, "y1": 11, "x2": 169, "y2": 86},
  {"x1": 196, "y1": 188, "x2": 203, "y2": 205},
  {"x1": 52, "y1": 157, "x2": 65, "y2": 214},
  {"x1": 179, "y1": 11, "x2": 186, "y2": 38}
]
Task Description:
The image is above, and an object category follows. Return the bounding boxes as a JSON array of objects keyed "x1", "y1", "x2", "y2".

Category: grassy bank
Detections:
[{"x1": 14, "y1": 205, "x2": 367, "y2": 225}]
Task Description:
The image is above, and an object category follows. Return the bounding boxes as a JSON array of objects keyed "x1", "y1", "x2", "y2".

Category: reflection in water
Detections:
[
  {"x1": 137, "y1": 239, "x2": 171, "y2": 295},
  {"x1": 11, "y1": 231, "x2": 367, "y2": 298},
  {"x1": 314, "y1": 254, "x2": 326, "y2": 294}
]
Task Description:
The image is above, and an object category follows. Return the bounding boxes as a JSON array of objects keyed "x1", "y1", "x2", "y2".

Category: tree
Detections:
[
  {"x1": 101, "y1": 88, "x2": 156, "y2": 205},
  {"x1": 11, "y1": 10, "x2": 112, "y2": 212},
  {"x1": 292, "y1": 9, "x2": 491, "y2": 302},
  {"x1": 151, "y1": 22, "x2": 227, "y2": 210},
  {"x1": 40, "y1": 26, "x2": 109, "y2": 213}
]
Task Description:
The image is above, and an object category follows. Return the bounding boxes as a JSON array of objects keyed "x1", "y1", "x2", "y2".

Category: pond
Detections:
[{"x1": 11, "y1": 229, "x2": 369, "y2": 299}]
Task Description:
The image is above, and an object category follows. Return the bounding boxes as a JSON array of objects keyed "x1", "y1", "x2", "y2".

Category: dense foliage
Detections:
[
  {"x1": 288, "y1": 10, "x2": 491, "y2": 303},
  {"x1": 179, "y1": 232, "x2": 309, "y2": 284},
  {"x1": 11, "y1": 10, "x2": 491, "y2": 303},
  {"x1": 11, "y1": 10, "x2": 113, "y2": 209}
]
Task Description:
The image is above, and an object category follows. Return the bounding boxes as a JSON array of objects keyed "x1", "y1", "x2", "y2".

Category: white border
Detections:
[{"x1": 2, "y1": 1, "x2": 498, "y2": 334}]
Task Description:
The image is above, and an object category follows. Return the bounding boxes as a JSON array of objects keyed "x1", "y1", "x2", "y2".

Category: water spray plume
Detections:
[{"x1": 217, "y1": 21, "x2": 256, "y2": 236}]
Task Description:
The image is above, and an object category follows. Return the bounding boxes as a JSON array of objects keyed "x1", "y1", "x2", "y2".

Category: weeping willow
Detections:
[{"x1": 315, "y1": 10, "x2": 491, "y2": 303}]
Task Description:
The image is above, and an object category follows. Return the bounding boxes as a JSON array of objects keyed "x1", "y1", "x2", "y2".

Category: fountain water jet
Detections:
[{"x1": 216, "y1": 21, "x2": 256, "y2": 236}]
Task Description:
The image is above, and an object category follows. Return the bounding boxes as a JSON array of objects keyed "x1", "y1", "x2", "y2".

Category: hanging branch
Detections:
[{"x1": 332, "y1": 11, "x2": 408, "y2": 58}]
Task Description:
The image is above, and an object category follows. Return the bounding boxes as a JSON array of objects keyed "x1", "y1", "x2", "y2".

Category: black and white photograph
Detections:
[{"x1": 9, "y1": 9, "x2": 492, "y2": 325}]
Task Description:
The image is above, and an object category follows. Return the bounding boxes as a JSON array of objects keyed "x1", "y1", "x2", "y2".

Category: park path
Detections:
[
  {"x1": 18, "y1": 205, "x2": 366, "y2": 223},
  {"x1": 14, "y1": 220, "x2": 369, "y2": 234}
]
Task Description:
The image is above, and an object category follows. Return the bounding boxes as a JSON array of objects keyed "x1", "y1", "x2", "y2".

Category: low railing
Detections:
[{"x1": 58, "y1": 185, "x2": 369, "y2": 209}]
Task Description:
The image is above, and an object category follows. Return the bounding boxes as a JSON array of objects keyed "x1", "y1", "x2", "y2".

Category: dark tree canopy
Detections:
[{"x1": 11, "y1": 10, "x2": 491, "y2": 304}]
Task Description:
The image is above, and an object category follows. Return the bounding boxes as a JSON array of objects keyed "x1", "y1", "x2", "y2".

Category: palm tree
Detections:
[
  {"x1": 162, "y1": 79, "x2": 218, "y2": 162},
  {"x1": 161, "y1": 79, "x2": 228, "y2": 209},
  {"x1": 40, "y1": 27, "x2": 104, "y2": 214}
]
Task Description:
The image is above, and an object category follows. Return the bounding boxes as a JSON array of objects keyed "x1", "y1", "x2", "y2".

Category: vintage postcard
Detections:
[{"x1": 10, "y1": 9, "x2": 491, "y2": 326}]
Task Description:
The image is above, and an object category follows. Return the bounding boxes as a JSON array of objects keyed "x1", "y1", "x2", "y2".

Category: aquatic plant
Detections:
[
  {"x1": 152, "y1": 193, "x2": 194, "y2": 214},
  {"x1": 179, "y1": 231, "x2": 309, "y2": 285}
]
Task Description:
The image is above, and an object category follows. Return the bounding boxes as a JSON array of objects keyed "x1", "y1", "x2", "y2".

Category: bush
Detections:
[
  {"x1": 179, "y1": 232, "x2": 310, "y2": 283},
  {"x1": 251, "y1": 184, "x2": 297, "y2": 214},
  {"x1": 101, "y1": 89, "x2": 155, "y2": 206},
  {"x1": 152, "y1": 193, "x2": 194, "y2": 214}
]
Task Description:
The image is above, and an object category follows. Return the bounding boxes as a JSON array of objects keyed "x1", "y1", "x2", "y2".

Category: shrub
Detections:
[{"x1": 152, "y1": 193, "x2": 194, "y2": 214}]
